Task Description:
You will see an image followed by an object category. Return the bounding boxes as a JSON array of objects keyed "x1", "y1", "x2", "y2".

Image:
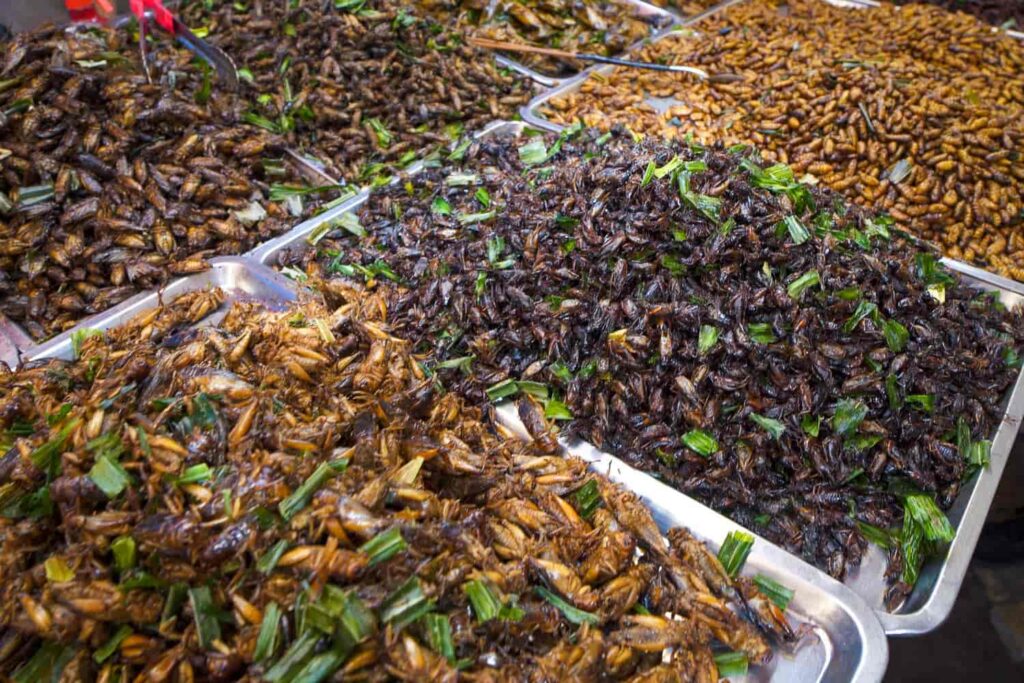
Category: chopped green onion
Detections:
[
  {"x1": 269, "y1": 184, "x2": 340, "y2": 202},
  {"x1": 661, "y1": 254, "x2": 686, "y2": 276},
  {"x1": 485, "y1": 378, "x2": 519, "y2": 401},
  {"x1": 29, "y1": 418, "x2": 82, "y2": 478},
  {"x1": 119, "y1": 570, "x2": 167, "y2": 591},
  {"x1": 281, "y1": 266, "x2": 308, "y2": 282},
  {"x1": 955, "y1": 417, "x2": 972, "y2": 458},
  {"x1": 640, "y1": 161, "x2": 656, "y2": 187},
  {"x1": 16, "y1": 183, "x2": 55, "y2": 209},
  {"x1": 883, "y1": 319, "x2": 909, "y2": 353},
  {"x1": 422, "y1": 613, "x2": 455, "y2": 662},
  {"x1": 832, "y1": 399, "x2": 868, "y2": 437},
  {"x1": 447, "y1": 138, "x2": 471, "y2": 161},
  {"x1": 714, "y1": 651, "x2": 749, "y2": 678},
  {"x1": 698, "y1": 325, "x2": 719, "y2": 354},
  {"x1": 464, "y1": 579, "x2": 502, "y2": 622},
  {"x1": 782, "y1": 215, "x2": 811, "y2": 245},
  {"x1": 253, "y1": 601, "x2": 282, "y2": 662},
  {"x1": 278, "y1": 460, "x2": 348, "y2": 521},
  {"x1": 257, "y1": 540, "x2": 289, "y2": 575},
  {"x1": 654, "y1": 156, "x2": 685, "y2": 179},
  {"x1": 517, "y1": 381, "x2": 549, "y2": 399},
  {"x1": 457, "y1": 210, "x2": 496, "y2": 225},
  {"x1": 47, "y1": 403, "x2": 73, "y2": 426},
  {"x1": 359, "y1": 527, "x2": 407, "y2": 567},
  {"x1": 681, "y1": 429, "x2": 718, "y2": 457},
  {"x1": 436, "y1": 355, "x2": 475, "y2": 372},
  {"x1": 474, "y1": 188, "x2": 491, "y2": 208},
  {"x1": 885, "y1": 375, "x2": 903, "y2": 410},
  {"x1": 264, "y1": 631, "x2": 319, "y2": 683},
  {"x1": 189, "y1": 586, "x2": 221, "y2": 648},
  {"x1": 289, "y1": 650, "x2": 345, "y2": 683},
  {"x1": 194, "y1": 62, "x2": 212, "y2": 104},
  {"x1": 174, "y1": 463, "x2": 212, "y2": 485},
  {"x1": 243, "y1": 111, "x2": 282, "y2": 133},
  {"x1": 544, "y1": 398, "x2": 573, "y2": 421},
  {"x1": 857, "y1": 520, "x2": 898, "y2": 549},
  {"x1": 431, "y1": 197, "x2": 452, "y2": 215},
  {"x1": 753, "y1": 574, "x2": 794, "y2": 610},
  {"x1": 835, "y1": 286, "x2": 861, "y2": 301},
  {"x1": 749, "y1": 413, "x2": 785, "y2": 440},
  {"x1": 572, "y1": 480, "x2": 602, "y2": 519},
  {"x1": 160, "y1": 583, "x2": 186, "y2": 628},
  {"x1": 44, "y1": 556, "x2": 74, "y2": 583},
  {"x1": 967, "y1": 440, "x2": 991, "y2": 468},
  {"x1": 111, "y1": 536, "x2": 136, "y2": 572},
  {"x1": 900, "y1": 508, "x2": 924, "y2": 586},
  {"x1": 12, "y1": 641, "x2": 75, "y2": 683},
  {"x1": 486, "y1": 235, "x2": 505, "y2": 262},
  {"x1": 905, "y1": 394, "x2": 935, "y2": 412},
  {"x1": 381, "y1": 576, "x2": 434, "y2": 629},
  {"x1": 518, "y1": 138, "x2": 548, "y2": 166},
  {"x1": 237, "y1": 67, "x2": 254, "y2": 83},
  {"x1": 843, "y1": 300, "x2": 880, "y2": 333},
  {"x1": 336, "y1": 590, "x2": 376, "y2": 644},
  {"x1": 846, "y1": 433, "x2": 883, "y2": 452},
  {"x1": 904, "y1": 494, "x2": 955, "y2": 543},
  {"x1": 366, "y1": 118, "x2": 392, "y2": 147},
  {"x1": 445, "y1": 172, "x2": 479, "y2": 187},
  {"x1": 88, "y1": 455, "x2": 131, "y2": 498},
  {"x1": 335, "y1": 212, "x2": 366, "y2": 238},
  {"x1": 534, "y1": 585, "x2": 600, "y2": 625},
  {"x1": 717, "y1": 530, "x2": 754, "y2": 578},
  {"x1": 747, "y1": 322, "x2": 777, "y2": 344},
  {"x1": 93, "y1": 624, "x2": 133, "y2": 664},
  {"x1": 475, "y1": 271, "x2": 488, "y2": 298},
  {"x1": 801, "y1": 415, "x2": 822, "y2": 437},
  {"x1": 786, "y1": 270, "x2": 820, "y2": 299}
]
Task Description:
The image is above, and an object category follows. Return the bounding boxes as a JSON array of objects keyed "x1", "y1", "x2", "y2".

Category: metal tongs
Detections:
[
  {"x1": 129, "y1": 0, "x2": 239, "y2": 91},
  {"x1": 468, "y1": 37, "x2": 743, "y2": 83}
]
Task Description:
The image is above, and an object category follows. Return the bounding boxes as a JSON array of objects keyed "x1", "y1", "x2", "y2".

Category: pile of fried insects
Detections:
[{"x1": 0, "y1": 288, "x2": 793, "y2": 680}]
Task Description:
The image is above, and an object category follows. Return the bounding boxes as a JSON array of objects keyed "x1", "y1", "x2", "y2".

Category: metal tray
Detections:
[
  {"x1": 17, "y1": 249, "x2": 889, "y2": 682},
  {"x1": 24, "y1": 257, "x2": 297, "y2": 363},
  {"x1": 250, "y1": 118, "x2": 1024, "y2": 635},
  {"x1": 465, "y1": 0, "x2": 681, "y2": 85},
  {"x1": 846, "y1": 264, "x2": 1024, "y2": 635},
  {"x1": 494, "y1": 402, "x2": 888, "y2": 683},
  {"x1": 520, "y1": 0, "x2": 1023, "y2": 132}
]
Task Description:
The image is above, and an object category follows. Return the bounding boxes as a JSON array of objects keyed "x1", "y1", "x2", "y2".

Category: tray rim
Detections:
[{"x1": 22, "y1": 256, "x2": 296, "y2": 363}]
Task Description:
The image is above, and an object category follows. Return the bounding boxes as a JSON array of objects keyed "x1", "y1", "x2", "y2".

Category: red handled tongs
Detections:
[{"x1": 129, "y1": 0, "x2": 239, "y2": 92}]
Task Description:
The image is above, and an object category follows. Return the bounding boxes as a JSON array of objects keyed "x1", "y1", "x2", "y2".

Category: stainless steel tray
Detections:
[
  {"x1": 17, "y1": 248, "x2": 890, "y2": 682},
  {"x1": 848, "y1": 263, "x2": 1024, "y2": 635},
  {"x1": 520, "y1": 0, "x2": 1023, "y2": 132},
  {"x1": 495, "y1": 402, "x2": 888, "y2": 683},
  {"x1": 25, "y1": 257, "x2": 297, "y2": 363},
  {"x1": 250, "y1": 118, "x2": 1024, "y2": 635},
  {"x1": 31, "y1": 254, "x2": 879, "y2": 678},
  {"x1": 469, "y1": 0, "x2": 681, "y2": 85}
]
